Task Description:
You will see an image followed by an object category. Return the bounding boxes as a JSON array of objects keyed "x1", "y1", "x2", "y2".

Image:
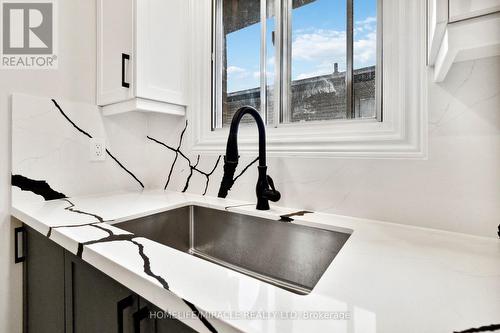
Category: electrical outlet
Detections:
[{"x1": 90, "y1": 138, "x2": 106, "y2": 162}]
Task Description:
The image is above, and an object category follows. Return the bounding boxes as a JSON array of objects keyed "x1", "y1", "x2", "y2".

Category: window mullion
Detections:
[
  {"x1": 376, "y1": 0, "x2": 383, "y2": 122},
  {"x1": 260, "y1": 0, "x2": 267, "y2": 125},
  {"x1": 346, "y1": 0, "x2": 354, "y2": 119},
  {"x1": 280, "y1": 0, "x2": 292, "y2": 124},
  {"x1": 273, "y1": 0, "x2": 282, "y2": 128},
  {"x1": 212, "y1": 0, "x2": 223, "y2": 130}
]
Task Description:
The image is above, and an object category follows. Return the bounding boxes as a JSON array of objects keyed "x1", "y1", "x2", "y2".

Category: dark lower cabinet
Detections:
[
  {"x1": 138, "y1": 299, "x2": 198, "y2": 333},
  {"x1": 23, "y1": 226, "x2": 65, "y2": 333},
  {"x1": 22, "y1": 226, "x2": 197, "y2": 333},
  {"x1": 64, "y1": 252, "x2": 138, "y2": 333}
]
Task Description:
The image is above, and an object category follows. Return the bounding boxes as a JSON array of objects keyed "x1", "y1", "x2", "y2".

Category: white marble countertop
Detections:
[{"x1": 12, "y1": 190, "x2": 500, "y2": 333}]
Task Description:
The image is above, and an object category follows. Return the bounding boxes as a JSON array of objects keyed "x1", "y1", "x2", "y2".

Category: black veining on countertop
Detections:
[
  {"x1": 52, "y1": 211, "x2": 171, "y2": 290},
  {"x1": 454, "y1": 324, "x2": 500, "y2": 333},
  {"x1": 76, "y1": 234, "x2": 130, "y2": 257},
  {"x1": 47, "y1": 221, "x2": 104, "y2": 238},
  {"x1": 46, "y1": 198, "x2": 109, "y2": 237},
  {"x1": 183, "y1": 299, "x2": 218, "y2": 333},
  {"x1": 77, "y1": 229, "x2": 170, "y2": 290},
  {"x1": 129, "y1": 239, "x2": 170, "y2": 290},
  {"x1": 147, "y1": 120, "x2": 221, "y2": 195},
  {"x1": 10, "y1": 176, "x2": 111, "y2": 237},
  {"x1": 12, "y1": 174, "x2": 67, "y2": 200},
  {"x1": 51, "y1": 99, "x2": 144, "y2": 189},
  {"x1": 279, "y1": 210, "x2": 313, "y2": 222},
  {"x1": 62, "y1": 198, "x2": 105, "y2": 222}
]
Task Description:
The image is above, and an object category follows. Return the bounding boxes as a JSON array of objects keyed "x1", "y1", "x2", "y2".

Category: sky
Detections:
[{"x1": 225, "y1": 0, "x2": 377, "y2": 92}]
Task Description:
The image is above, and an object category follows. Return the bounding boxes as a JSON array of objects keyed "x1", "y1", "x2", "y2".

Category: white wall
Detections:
[{"x1": 0, "y1": 1, "x2": 96, "y2": 332}]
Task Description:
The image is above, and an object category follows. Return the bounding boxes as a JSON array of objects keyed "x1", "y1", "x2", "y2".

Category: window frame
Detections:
[{"x1": 187, "y1": 0, "x2": 428, "y2": 159}]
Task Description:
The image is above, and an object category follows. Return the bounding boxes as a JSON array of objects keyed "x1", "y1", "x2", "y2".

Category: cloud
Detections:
[
  {"x1": 227, "y1": 66, "x2": 253, "y2": 91},
  {"x1": 292, "y1": 29, "x2": 347, "y2": 62},
  {"x1": 355, "y1": 16, "x2": 377, "y2": 26},
  {"x1": 227, "y1": 65, "x2": 251, "y2": 82},
  {"x1": 292, "y1": 17, "x2": 377, "y2": 79},
  {"x1": 227, "y1": 66, "x2": 246, "y2": 74},
  {"x1": 353, "y1": 32, "x2": 376, "y2": 67}
]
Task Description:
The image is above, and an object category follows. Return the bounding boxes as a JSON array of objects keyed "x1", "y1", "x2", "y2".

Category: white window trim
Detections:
[{"x1": 186, "y1": 0, "x2": 428, "y2": 159}]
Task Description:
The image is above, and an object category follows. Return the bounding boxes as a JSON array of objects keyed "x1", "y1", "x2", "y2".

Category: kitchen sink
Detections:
[{"x1": 115, "y1": 206, "x2": 350, "y2": 295}]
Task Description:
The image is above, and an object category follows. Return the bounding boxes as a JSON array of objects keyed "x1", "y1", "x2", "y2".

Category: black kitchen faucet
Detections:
[{"x1": 218, "y1": 106, "x2": 281, "y2": 210}]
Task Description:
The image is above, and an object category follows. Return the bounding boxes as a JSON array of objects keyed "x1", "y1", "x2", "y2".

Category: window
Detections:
[
  {"x1": 212, "y1": 0, "x2": 381, "y2": 129},
  {"x1": 191, "y1": 0, "x2": 427, "y2": 158}
]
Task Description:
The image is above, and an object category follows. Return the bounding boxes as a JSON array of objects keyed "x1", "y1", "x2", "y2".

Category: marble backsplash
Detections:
[{"x1": 11, "y1": 94, "x2": 188, "y2": 201}]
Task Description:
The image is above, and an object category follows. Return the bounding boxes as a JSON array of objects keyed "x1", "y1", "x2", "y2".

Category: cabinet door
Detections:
[
  {"x1": 155, "y1": 310, "x2": 197, "y2": 333},
  {"x1": 135, "y1": 0, "x2": 188, "y2": 106},
  {"x1": 23, "y1": 226, "x2": 65, "y2": 333},
  {"x1": 97, "y1": 0, "x2": 135, "y2": 105},
  {"x1": 65, "y1": 252, "x2": 138, "y2": 333},
  {"x1": 136, "y1": 299, "x2": 197, "y2": 333}
]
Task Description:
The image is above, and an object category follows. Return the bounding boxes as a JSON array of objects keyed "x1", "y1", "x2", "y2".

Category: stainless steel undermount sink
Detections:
[{"x1": 115, "y1": 206, "x2": 351, "y2": 295}]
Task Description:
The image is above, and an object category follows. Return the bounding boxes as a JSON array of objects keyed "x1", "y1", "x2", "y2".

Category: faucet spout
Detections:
[
  {"x1": 217, "y1": 106, "x2": 281, "y2": 210},
  {"x1": 225, "y1": 106, "x2": 266, "y2": 166}
]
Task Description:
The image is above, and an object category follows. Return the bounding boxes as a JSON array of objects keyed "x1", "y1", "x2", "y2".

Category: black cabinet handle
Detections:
[
  {"x1": 121, "y1": 53, "x2": 130, "y2": 88},
  {"x1": 14, "y1": 227, "x2": 25, "y2": 263},
  {"x1": 133, "y1": 306, "x2": 150, "y2": 333},
  {"x1": 117, "y1": 295, "x2": 135, "y2": 333}
]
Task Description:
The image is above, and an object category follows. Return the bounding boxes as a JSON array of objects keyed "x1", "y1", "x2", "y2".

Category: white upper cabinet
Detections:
[
  {"x1": 428, "y1": 0, "x2": 500, "y2": 82},
  {"x1": 97, "y1": 0, "x2": 187, "y2": 116}
]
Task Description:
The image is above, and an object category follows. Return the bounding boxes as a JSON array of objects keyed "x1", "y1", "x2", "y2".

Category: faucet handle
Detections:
[
  {"x1": 267, "y1": 175, "x2": 276, "y2": 191},
  {"x1": 264, "y1": 175, "x2": 281, "y2": 202}
]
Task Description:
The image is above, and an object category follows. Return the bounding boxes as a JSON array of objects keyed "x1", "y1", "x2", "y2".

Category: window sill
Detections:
[{"x1": 191, "y1": 115, "x2": 427, "y2": 159}]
